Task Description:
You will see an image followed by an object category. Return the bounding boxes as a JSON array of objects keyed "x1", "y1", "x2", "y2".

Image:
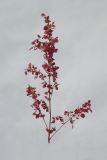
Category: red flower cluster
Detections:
[
  {"x1": 64, "y1": 100, "x2": 92, "y2": 128},
  {"x1": 64, "y1": 100, "x2": 92, "y2": 118},
  {"x1": 41, "y1": 100, "x2": 49, "y2": 112},
  {"x1": 30, "y1": 13, "x2": 59, "y2": 84},
  {"x1": 25, "y1": 13, "x2": 92, "y2": 143},
  {"x1": 25, "y1": 63, "x2": 46, "y2": 80},
  {"x1": 26, "y1": 85, "x2": 39, "y2": 100},
  {"x1": 26, "y1": 85, "x2": 48, "y2": 119},
  {"x1": 49, "y1": 100, "x2": 92, "y2": 129},
  {"x1": 46, "y1": 127, "x2": 56, "y2": 134},
  {"x1": 51, "y1": 116, "x2": 64, "y2": 124}
]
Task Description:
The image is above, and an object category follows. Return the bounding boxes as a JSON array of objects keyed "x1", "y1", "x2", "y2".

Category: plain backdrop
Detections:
[{"x1": 0, "y1": 0, "x2": 107, "y2": 160}]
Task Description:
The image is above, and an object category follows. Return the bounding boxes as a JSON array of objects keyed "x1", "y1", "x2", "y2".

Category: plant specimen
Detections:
[{"x1": 25, "y1": 13, "x2": 92, "y2": 143}]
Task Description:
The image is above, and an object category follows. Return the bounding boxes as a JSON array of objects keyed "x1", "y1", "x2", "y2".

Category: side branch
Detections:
[{"x1": 50, "y1": 118, "x2": 71, "y2": 140}]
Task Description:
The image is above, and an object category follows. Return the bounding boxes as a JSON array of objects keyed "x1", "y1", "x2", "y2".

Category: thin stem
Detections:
[
  {"x1": 50, "y1": 117, "x2": 72, "y2": 140},
  {"x1": 39, "y1": 109, "x2": 48, "y2": 128},
  {"x1": 50, "y1": 87, "x2": 54, "y2": 98},
  {"x1": 43, "y1": 117, "x2": 48, "y2": 129},
  {"x1": 48, "y1": 74, "x2": 51, "y2": 143}
]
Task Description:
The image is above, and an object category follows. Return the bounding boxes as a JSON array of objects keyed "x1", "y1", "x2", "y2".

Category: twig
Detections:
[{"x1": 50, "y1": 118, "x2": 72, "y2": 140}]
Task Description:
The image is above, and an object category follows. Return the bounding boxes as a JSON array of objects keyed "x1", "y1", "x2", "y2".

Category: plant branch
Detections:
[
  {"x1": 48, "y1": 74, "x2": 52, "y2": 143},
  {"x1": 39, "y1": 109, "x2": 48, "y2": 128},
  {"x1": 50, "y1": 117, "x2": 72, "y2": 140},
  {"x1": 43, "y1": 117, "x2": 48, "y2": 128}
]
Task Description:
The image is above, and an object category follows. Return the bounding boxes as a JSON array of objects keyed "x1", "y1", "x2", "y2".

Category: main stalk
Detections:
[{"x1": 48, "y1": 74, "x2": 51, "y2": 143}]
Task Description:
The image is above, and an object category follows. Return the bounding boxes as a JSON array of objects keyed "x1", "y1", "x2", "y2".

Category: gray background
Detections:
[{"x1": 0, "y1": 0, "x2": 107, "y2": 160}]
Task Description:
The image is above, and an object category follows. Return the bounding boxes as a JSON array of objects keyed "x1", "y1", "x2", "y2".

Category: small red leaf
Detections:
[{"x1": 81, "y1": 114, "x2": 85, "y2": 118}]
